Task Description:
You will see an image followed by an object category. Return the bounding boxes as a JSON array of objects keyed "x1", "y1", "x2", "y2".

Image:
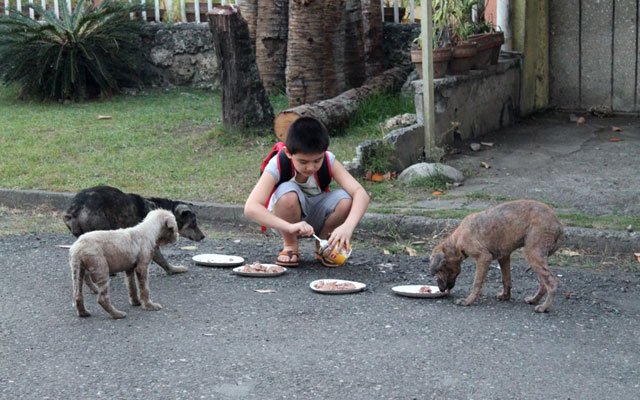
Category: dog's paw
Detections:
[
  {"x1": 167, "y1": 265, "x2": 188, "y2": 274},
  {"x1": 129, "y1": 298, "x2": 141, "y2": 307},
  {"x1": 524, "y1": 295, "x2": 539, "y2": 305},
  {"x1": 110, "y1": 310, "x2": 127, "y2": 319},
  {"x1": 143, "y1": 302, "x2": 162, "y2": 311},
  {"x1": 496, "y1": 292, "x2": 511, "y2": 301},
  {"x1": 77, "y1": 310, "x2": 91, "y2": 318},
  {"x1": 534, "y1": 304, "x2": 549, "y2": 313},
  {"x1": 455, "y1": 298, "x2": 472, "y2": 306}
]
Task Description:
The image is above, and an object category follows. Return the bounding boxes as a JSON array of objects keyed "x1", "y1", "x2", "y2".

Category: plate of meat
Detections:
[
  {"x1": 309, "y1": 279, "x2": 366, "y2": 295},
  {"x1": 192, "y1": 254, "x2": 245, "y2": 267},
  {"x1": 391, "y1": 285, "x2": 447, "y2": 298},
  {"x1": 233, "y1": 262, "x2": 287, "y2": 277}
]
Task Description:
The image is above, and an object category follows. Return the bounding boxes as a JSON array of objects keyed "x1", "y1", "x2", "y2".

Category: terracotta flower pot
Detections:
[
  {"x1": 448, "y1": 41, "x2": 478, "y2": 75},
  {"x1": 489, "y1": 31, "x2": 505, "y2": 64},
  {"x1": 469, "y1": 33, "x2": 494, "y2": 69},
  {"x1": 411, "y1": 47, "x2": 452, "y2": 79}
]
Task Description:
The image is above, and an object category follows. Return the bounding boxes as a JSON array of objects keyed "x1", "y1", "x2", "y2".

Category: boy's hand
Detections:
[
  {"x1": 286, "y1": 221, "x2": 314, "y2": 237},
  {"x1": 327, "y1": 224, "x2": 353, "y2": 249}
]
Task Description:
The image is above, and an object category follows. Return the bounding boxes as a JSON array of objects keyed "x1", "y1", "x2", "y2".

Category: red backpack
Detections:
[{"x1": 260, "y1": 142, "x2": 332, "y2": 191}]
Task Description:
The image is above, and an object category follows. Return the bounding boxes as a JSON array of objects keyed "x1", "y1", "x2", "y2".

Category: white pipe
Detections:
[{"x1": 496, "y1": 0, "x2": 512, "y2": 51}]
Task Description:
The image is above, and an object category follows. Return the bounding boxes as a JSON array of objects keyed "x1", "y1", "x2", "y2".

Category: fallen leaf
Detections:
[
  {"x1": 96, "y1": 115, "x2": 112, "y2": 120},
  {"x1": 383, "y1": 249, "x2": 391, "y2": 255},
  {"x1": 404, "y1": 246, "x2": 417, "y2": 256},
  {"x1": 609, "y1": 137, "x2": 623, "y2": 142},
  {"x1": 576, "y1": 116, "x2": 586, "y2": 125},
  {"x1": 634, "y1": 253, "x2": 640, "y2": 263},
  {"x1": 480, "y1": 141, "x2": 494, "y2": 147},
  {"x1": 411, "y1": 240, "x2": 426, "y2": 245},
  {"x1": 558, "y1": 248, "x2": 581, "y2": 257},
  {"x1": 611, "y1": 126, "x2": 622, "y2": 132},
  {"x1": 254, "y1": 289, "x2": 276, "y2": 293},
  {"x1": 480, "y1": 161, "x2": 491, "y2": 169},
  {"x1": 180, "y1": 245, "x2": 197, "y2": 251},
  {"x1": 431, "y1": 190, "x2": 443, "y2": 196}
]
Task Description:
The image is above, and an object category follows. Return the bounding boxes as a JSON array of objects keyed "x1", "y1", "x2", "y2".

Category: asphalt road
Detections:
[{"x1": 1, "y1": 225, "x2": 639, "y2": 400}]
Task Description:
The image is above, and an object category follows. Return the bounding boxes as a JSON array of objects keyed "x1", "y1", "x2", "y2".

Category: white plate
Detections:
[
  {"x1": 309, "y1": 279, "x2": 366, "y2": 295},
  {"x1": 232, "y1": 264, "x2": 287, "y2": 277},
  {"x1": 391, "y1": 285, "x2": 447, "y2": 298},
  {"x1": 192, "y1": 254, "x2": 245, "y2": 267}
]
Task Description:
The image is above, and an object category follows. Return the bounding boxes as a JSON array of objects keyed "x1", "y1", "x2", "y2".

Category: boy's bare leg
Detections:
[
  {"x1": 319, "y1": 199, "x2": 352, "y2": 238},
  {"x1": 272, "y1": 192, "x2": 302, "y2": 264}
]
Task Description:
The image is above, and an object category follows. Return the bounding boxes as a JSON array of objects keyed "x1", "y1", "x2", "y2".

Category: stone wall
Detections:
[
  {"x1": 139, "y1": 22, "x2": 417, "y2": 91},
  {"x1": 142, "y1": 23, "x2": 219, "y2": 90}
]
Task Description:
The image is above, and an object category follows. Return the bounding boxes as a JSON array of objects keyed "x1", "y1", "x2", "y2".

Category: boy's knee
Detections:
[
  {"x1": 334, "y1": 198, "x2": 352, "y2": 216},
  {"x1": 275, "y1": 192, "x2": 301, "y2": 210}
]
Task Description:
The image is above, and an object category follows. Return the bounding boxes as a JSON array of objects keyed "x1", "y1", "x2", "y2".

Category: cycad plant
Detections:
[{"x1": 0, "y1": 0, "x2": 152, "y2": 101}]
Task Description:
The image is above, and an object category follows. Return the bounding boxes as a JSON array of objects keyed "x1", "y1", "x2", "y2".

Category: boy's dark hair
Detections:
[{"x1": 285, "y1": 117, "x2": 330, "y2": 154}]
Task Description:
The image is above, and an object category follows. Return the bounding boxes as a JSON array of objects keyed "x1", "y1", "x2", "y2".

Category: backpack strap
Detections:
[
  {"x1": 276, "y1": 149, "x2": 295, "y2": 185},
  {"x1": 315, "y1": 152, "x2": 332, "y2": 191}
]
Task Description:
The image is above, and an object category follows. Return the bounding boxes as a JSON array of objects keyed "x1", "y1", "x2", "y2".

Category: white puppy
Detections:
[{"x1": 69, "y1": 209, "x2": 178, "y2": 319}]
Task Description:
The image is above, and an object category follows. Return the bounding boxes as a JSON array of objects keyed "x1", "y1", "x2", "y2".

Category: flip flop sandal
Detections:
[
  {"x1": 314, "y1": 249, "x2": 341, "y2": 268},
  {"x1": 275, "y1": 249, "x2": 299, "y2": 267}
]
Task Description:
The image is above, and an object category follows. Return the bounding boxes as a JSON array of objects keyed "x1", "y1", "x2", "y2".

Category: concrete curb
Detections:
[{"x1": 1, "y1": 189, "x2": 637, "y2": 253}]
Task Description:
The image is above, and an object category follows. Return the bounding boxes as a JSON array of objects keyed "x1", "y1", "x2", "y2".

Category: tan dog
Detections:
[
  {"x1": 429, "y1": 200, "x2": 563, "y2": 313},
  {"x1": 69, "y1": 209, "x2": 178, "y2": 319}
]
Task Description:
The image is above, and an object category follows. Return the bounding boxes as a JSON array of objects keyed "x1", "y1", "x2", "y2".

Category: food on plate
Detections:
[
  {"x1": 419, "y1": 286, "x2": 433, "y2": 294},
  {"x1": 314, "y1": 280, "x2": 356, "y2": 291},
  {"x1": 240, "y1": 261, "x2": 284, "y2": 274}
]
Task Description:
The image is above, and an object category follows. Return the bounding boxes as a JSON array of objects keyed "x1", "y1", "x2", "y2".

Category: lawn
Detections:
[
  {"x1": 1, "y1": 84, "x2": 638, "y2": 231},
  {"x1": 0, "y1": 84, "x2": 416, "y2": 204}
]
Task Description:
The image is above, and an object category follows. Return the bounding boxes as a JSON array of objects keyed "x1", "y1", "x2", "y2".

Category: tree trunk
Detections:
[
  {"x1": 323, "y1": 0, "x2": 346, "y2": 98},
  {"x1": 287, "y1": 0, "x2": 326, "y2": 107},
  {"x1": 361, "y1": 0, "x2": 384, "y2": 79},
  {"x1": 344, "y1": 0, "x2": 366, "y2": 88},
  {"x1": 208, "y1": 6, "x2": 274, "y2": 132},
  {"x1": 238, "y1": 0, "x2": 258, "y2": 51},
  {"x1": 256, "y1": 0, "x2": 289, "y2": 95},
  {"x1": 274, "y1": 67, "x2": 410, "y2": 140}
]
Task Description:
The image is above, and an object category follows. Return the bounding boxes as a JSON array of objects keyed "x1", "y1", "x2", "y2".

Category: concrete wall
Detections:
[
  {"x1": 550, "y1": 0, "x2": 639, "y2": 112},
  {"x1": 345, "y1": 56, "x2": 522, "y2": 174}
]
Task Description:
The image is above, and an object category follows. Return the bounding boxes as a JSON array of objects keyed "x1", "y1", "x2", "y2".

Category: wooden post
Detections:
[
  {"x1": 208, "y1": 5, "x2": 274, "y2": 132},
  {"x1": 420, "y1": 0, "x2": 440, "y2": 161}
]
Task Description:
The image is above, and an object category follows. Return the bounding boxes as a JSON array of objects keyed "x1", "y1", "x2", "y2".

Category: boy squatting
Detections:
[{"x1": 244, "y1": 117, "x2": 370, "y2": 268}]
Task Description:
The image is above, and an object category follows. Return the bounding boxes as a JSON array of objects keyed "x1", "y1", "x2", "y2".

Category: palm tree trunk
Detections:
[
  {"x1": 256, "y1": 0, "x2": 289, "y2": 95},
  {"x1": 238, "y1": 0, "x2": 258, "y2": 50},
  {"x1": 344, "y1": 0, "x2": 366, "y2": 88},
  {"x1": 322, "y1": 0, "x2": 346, "y2": 98},
  {"x1": 287, "y1": 0, "x2": 326, "y2": 106},
  {"x1": 361, "y1": 0, "x2": 384, "y2": 79}
]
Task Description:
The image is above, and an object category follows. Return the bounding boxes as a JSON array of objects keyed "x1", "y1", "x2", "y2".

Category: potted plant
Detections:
[
  {"x1": 466, "y1": 2, "x2": 504, "y2": 69},
  {"x1": 411, "y1": 35, "x2": 452, "y2": 79},
  {"x1": 411, "y1": 0, "x2": 452, "y2": 79},
  {"x1": 446, "y1": 0, "x2": 479, "y2": 75}
]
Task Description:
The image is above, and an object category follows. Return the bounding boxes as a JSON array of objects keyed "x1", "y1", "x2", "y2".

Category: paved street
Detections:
[{"x1": 1, "y1": 223, "x2": 639, "y2": 400}]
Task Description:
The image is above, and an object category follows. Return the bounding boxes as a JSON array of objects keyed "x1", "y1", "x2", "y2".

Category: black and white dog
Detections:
[{"x1": 63, "y1": 185, "x2": 205, "y2": 274}]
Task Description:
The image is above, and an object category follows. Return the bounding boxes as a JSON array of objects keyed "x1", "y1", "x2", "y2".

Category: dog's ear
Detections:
[
  {"x1": 429, "y1": 252, "x2": 446, "y2": 275},
  {"x1": 175, "y1": 204, "x2": 193, "y2": 218}
]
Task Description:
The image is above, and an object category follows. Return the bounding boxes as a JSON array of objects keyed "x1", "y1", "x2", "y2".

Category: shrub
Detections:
[{"x1": 0, "y1": 0, "x2": 152, "y2": 101}]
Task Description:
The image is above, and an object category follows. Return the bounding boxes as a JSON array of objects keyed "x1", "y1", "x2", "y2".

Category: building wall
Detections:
[{"x1": 550, "y1": 0, "x2": 639, "y2": 112}]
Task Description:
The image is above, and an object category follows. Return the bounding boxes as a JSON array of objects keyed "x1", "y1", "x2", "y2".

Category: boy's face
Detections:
[{"x1": 285, "y1": 150, "x2": 325, "y2": 178}]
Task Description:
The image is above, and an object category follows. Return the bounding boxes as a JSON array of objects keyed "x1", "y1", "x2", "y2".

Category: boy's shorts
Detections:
[{"x1": 269, "y1": 181, "x2": 352, "y2": 233}]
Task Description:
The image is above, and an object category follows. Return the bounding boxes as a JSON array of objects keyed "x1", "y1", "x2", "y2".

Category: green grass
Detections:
[
  {"x1": 0, "y1": 85, "x2": 414, "y2": 203},
  {"x1": 2, "y1": 84, "x2": 638, "y2": 232}
]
